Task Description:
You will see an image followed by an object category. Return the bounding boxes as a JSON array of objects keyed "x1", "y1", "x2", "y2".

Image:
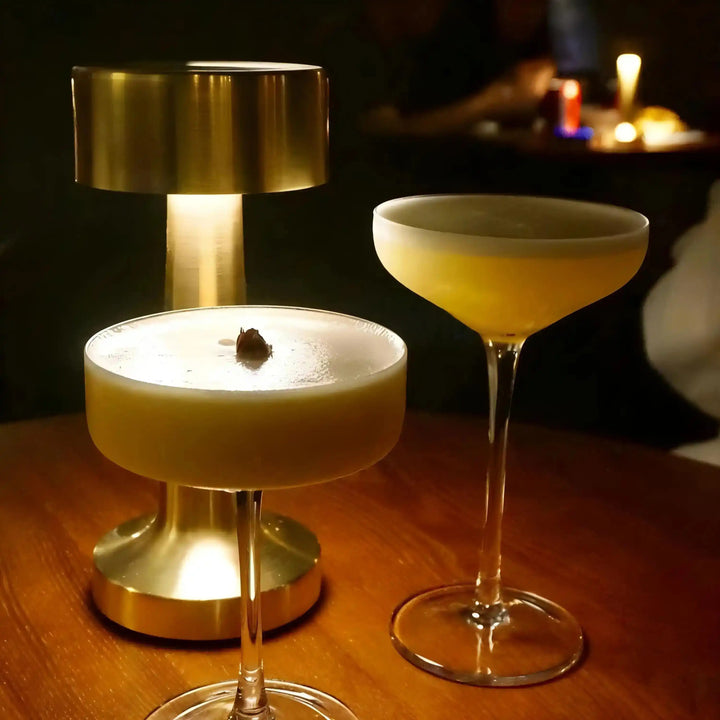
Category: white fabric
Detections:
[{"x1": 643, "y1": 180, "x2": 720, "y2": 465}]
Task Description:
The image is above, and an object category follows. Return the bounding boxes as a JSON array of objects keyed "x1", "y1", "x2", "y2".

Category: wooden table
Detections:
[{"x1": 0, "y1": 412, "x2": 718, "y2": 719}]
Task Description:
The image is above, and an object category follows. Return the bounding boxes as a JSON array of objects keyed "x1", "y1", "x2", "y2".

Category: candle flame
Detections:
[
  {"x1": 616, "y1": 53, "x2": 642, "y2": 78},
  {"x1": 616, "y1": 54, "x2": 642, "y2": 122}
]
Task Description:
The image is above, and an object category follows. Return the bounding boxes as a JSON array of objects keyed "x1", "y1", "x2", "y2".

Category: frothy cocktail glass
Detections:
[
  {"x1": 85, "y1": 305, "x2": 407, "y2": 719},
  {"x1": 374, "y1": 194, "x2": 648, "y2": 686}
]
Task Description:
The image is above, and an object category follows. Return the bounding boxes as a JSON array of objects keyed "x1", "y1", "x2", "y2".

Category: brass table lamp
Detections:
[{"x1": 73, "y1": 62, "x2": 328, "y2": 640}]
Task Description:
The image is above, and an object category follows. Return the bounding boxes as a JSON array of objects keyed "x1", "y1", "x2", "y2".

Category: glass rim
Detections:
[{"x1": 373, "y1": 194, "x2": 649, "y2": 245}]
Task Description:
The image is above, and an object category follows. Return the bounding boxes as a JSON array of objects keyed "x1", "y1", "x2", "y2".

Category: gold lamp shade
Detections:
[{"x1": 72, "y1": 61, "x2": 328, "y2": 194}]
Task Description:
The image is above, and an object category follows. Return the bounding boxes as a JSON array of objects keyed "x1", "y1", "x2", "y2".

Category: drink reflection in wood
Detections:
[{"x1": 374, "y1": 194, "x2": 648, "y2": 686}]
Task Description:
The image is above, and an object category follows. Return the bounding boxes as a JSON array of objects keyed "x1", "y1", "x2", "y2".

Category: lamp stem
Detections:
[{"x1": 166, "y1": 193, "x2": 246, "y2": 309}]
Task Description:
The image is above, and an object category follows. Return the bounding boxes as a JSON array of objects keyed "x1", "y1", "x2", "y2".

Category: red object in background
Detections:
[
  {"x1": 560, "y1": 79, "x2": 581, "y2": 134},
  {"x1": 540, "y1": 78, "x2": 582, "y2": 135}
]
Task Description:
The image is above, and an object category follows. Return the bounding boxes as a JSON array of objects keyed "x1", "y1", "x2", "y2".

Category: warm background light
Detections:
[
  {"x1": 562, "y1": 79, "x2": 580, "y2": 100},
  {"x1": 616, "y1": 53, "x2": 642, "y2": 121},
  {"x1": 615, "y1": 121, "x2": 638, "y2": 143},
  {"x1": 634, "y1": 106, "x2": 686, "y2": 146}
]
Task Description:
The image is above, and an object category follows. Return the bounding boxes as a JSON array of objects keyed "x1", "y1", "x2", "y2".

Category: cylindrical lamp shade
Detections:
[{"x1": 73, "y1": 62, "x2": 328, "y2": 194}]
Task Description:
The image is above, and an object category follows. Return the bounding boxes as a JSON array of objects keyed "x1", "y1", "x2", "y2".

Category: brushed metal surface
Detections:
[
  {"x1": 92, "y1": 501, "x2": 322, "y2": 640},
  {"x1": 73, "y1": 62, "x2": 328, "y2": 194}
]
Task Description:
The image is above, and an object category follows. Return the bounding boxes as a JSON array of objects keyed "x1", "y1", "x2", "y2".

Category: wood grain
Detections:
[{"x1": 0, "y1": 412, "x2": 718, "y2": 719}]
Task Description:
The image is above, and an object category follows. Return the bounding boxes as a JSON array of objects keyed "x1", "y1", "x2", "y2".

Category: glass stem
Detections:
[
  {"x1": 472, "y1": 339, "x2": 523, "y2": 623},
  {"x1": 230, "y1": 490, "x2": 271, "y2": 720}
]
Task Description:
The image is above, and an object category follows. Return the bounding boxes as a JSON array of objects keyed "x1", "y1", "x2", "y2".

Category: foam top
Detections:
[
  {"x1": 374, "y1": 195, "x2": 649, "y2": 257},
  {"x1": 85, "y1": 306, "x2": 406, "y2": 393}
]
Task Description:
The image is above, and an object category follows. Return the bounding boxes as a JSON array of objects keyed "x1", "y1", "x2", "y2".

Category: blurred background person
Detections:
[
  {"x1": 359, "y1": 0, "x2": 555, "y2": 136},
  {"x1": 314, "y1": 0, "x2": 555, "y2": 139}
]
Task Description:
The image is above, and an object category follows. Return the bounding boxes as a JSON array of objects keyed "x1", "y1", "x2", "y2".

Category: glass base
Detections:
[
  {"x1": 145, "y1": 680, "x2": 358, "y2": 720},
  {"x1": 390, "y1": 584, "x2": 584, "y2": 686}
]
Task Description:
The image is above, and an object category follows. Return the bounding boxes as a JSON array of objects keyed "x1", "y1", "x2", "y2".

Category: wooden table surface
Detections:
[{"x1": 0, "y1": 412, "x2": 718, "y2": 719}]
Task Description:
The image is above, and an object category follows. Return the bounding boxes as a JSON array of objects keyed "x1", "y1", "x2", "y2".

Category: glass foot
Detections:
[
  {"x1": 390, "y1": 584, "x2": 584, "y2": 686},
  {"x1": 145, "y1": 680, "x2": 358, "y2": 720}
]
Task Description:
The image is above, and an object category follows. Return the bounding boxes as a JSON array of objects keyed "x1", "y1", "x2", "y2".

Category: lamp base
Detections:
[{"x1": 92, "y1": 502, "x2": 321, "y2": 640}]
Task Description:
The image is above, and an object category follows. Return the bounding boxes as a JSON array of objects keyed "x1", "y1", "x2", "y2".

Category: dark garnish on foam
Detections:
[{"x1": 235, "y1": 328, "x2": 272, "y2": 363}]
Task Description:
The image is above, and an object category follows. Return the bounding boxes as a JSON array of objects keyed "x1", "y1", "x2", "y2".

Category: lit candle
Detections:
[
  {"x1": 616, "y1": 53, "x2": 642, "y2": 122},
  {"x1": 85, "y1": 306, "x2": 407, "y2": 490},
  {"x1": 560, "y1": 79, "x2": 581, "y2": 134}
]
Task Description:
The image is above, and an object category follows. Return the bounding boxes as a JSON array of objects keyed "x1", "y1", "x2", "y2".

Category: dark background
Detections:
[{"x1": 1, "y1": 0, "x2": 719, "y2": 448}]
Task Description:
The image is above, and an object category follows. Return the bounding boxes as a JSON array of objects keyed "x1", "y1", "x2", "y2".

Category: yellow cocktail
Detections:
[
  {"x1": 85, "y1": 305, "x2": 406, "y2": 720},
  {"x1": 85, "y1": 306, "x2": 406, "y2": 490},
  {"x1": 374, "y1": 194, "x2": 648, "y2": 340},
  {"x1": 374, "y1": 194, "x2": 648, "y2": 687}
]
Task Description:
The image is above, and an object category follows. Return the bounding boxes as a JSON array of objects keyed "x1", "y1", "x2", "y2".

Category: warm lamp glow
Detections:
[
  {"x1": 642, "y1": 121, "x2": 679, "y2": 145},
  {"x1": 166, "y1": 194, "x2": 245, "y2": 309},
  {"x1": 616, "y1": 53, "x2": 642, "y2": 121},
  {"x1": 615, "y1": 122, "x2": 638, "y2": 143},
  {"x1": 175, "y1": 537, "x2": 239, "y2": 600}
]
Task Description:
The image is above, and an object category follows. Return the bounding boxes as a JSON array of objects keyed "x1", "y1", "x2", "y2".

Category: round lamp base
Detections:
[
  {"x1": 92, "y1": 509, "x2": 321, "y2": 640},
  {"x1": 390, "y1": 584, "x2": 583, "y2": 686}
]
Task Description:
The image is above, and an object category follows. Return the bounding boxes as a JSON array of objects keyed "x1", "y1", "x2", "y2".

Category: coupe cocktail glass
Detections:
[
  {"x1": 373, "y1": 194, "x2": 648, "y2": 686},
  {"x1": 85, "y1": 305, "x2": 407, "y2": 719}
]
